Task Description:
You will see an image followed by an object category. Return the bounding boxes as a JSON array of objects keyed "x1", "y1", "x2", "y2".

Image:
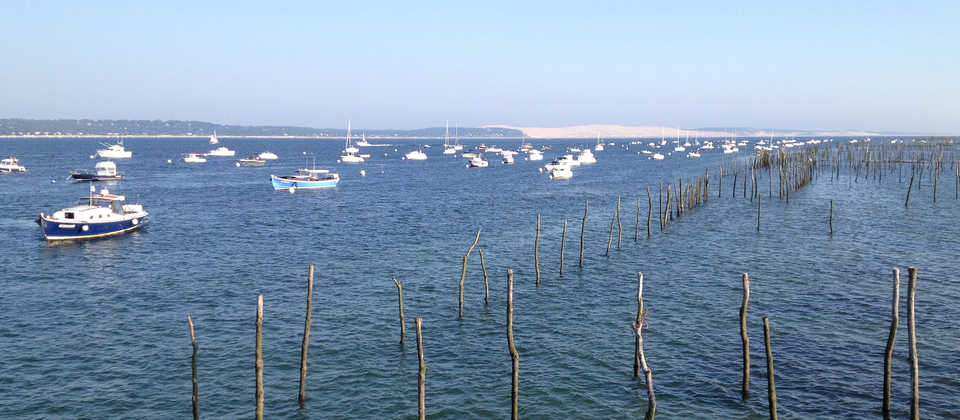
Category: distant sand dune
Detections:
[{"x1": 483, "y1": 124, "x2": 885, "y2": 139}]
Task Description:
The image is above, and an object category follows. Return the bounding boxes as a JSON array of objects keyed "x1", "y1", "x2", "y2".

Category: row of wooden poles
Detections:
[{"x1": 182, "y1": 140, "x2": 945, "y2": 418}]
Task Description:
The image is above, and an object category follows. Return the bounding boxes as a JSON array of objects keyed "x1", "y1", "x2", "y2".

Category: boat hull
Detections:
[
  {"x1": 39, "y1": 215, "x2": 146, "y2": 241},
  {"x1": 271, "y1": 175, "x2": 338, "y2": 190}
]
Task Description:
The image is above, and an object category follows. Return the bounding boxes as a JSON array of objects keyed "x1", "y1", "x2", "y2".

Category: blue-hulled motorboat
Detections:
[
  {"x1": 270, "y1": 171, "x2": 339, "y2": 190},
  {"x1": 37, "y1": 187, "x2": 148, "y2": 241}
]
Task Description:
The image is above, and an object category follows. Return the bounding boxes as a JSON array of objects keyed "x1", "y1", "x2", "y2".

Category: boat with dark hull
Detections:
[
  {"x1": 37, "y1": 188, "x2": 148, "y2": 241},
  {"x1": 69, "y1": 161, "x2": 123, "y2": 182}
]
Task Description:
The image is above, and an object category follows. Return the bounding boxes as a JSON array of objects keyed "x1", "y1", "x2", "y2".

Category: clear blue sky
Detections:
[{"x1": 2, "y1": 1, "x2": 958, "y2": 132}]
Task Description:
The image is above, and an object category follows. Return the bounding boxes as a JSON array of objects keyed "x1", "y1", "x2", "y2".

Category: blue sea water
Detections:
[{"x1": 0, "y1": 136, "x2": 957, "y2": 418}]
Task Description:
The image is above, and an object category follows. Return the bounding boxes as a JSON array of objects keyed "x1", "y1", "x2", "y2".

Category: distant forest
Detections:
[{"x1": 0, "y1": 119, "x2": 523, "y2": 138}]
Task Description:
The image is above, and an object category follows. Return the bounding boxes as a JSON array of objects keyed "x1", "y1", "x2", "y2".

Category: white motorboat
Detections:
[
  {"x1": 183, "y1": 153, "x2": 207, "y2": 163},
  {"x1": 527, "y1": 149, "x2": 544, "y2": 161},
  {"x1": 257, "y1": 152, "x2": 278, "y2": 160},
  {"x1": 549, "y1": 166, "x2": 573, "y2": 180},
  {"x1": 237, "y1": 156, "x2": 266, "y2": 167},
  {"x1": 467, "y1": 155, "x2": 489, "y2": 168},
  {"x1": 209, "y1": 131, "x2": 219, "y2": 145},
  {"x1": 502, "y1": 154, "x2": 514, "y2": 164},
  {"x1": 69, "y1": 161, "x2": 121, "y2": 181},
  {"x1": 207, "y1": 146, "x2": 236, "y2": 157},
  {"x1": 594, "y1": 134, "x2": 604, "y2": 151},
  {"x1": 97, "y1": 141, "x2": 132, "y2": 159},
  {"x1": 560, "y1": 154, "x2": 581, "y2": 167},
  {"x1": 405, "y1": 149, "x2": 428, "y2": 160},
  {"x1": 651, "y1": 153, "x2": 665, "y2": 160},
  {"x1": 686, "y1": 152, "x2": 701, "y2": 158},
  {"x1": 0, "y1": 157, "x2": 26, "y2": 173},
  {"x1": 577, "y1": 149, "x2": 597, "y2": 164},
  {"x1": 443, "y1": 147, "x2": 457, "y2": 155}
]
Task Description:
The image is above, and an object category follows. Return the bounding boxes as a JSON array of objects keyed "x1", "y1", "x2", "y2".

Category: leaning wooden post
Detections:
[
  {"x1": 479, "y1": 248, "x2": 490, "y2": 305},
  {"x1": 535, "y1": 213, "x2": 541, "y2": 285},
  {"x1": 392, "y1": 277, "x2": 406, "y2": 346},
  {"x1": 634, "y1": 198, "x2": 641, "y2": 243},
  {"x1": 905, "y1": 174, "x2": 914, "y2": 208},
  {"x1": 559, "y1": 220, "x2": 567, "y2": 276},
  {"x1": 633, "y1": 272, "x2": 644, "y2": 378},
  {"x1": 416, "y1": 317, "x2": 426, "y2": 420},
  {"x1": 299, "y1": 265, "x2": 315, "y2": 404},
  {"x1": 882, "y1": 268, "x2": 900, "y2": 417},
  {"x1": 506, "y1": 269, "x2": 520, "y2": 420},
  {"x1": 579, "y1": 201, "x2": 588, "y2": 268},
  {"x1": 740, "y1": 273, "x2": 751, "y2": 400},
  {"x1": 756, "y1": 194, "x2": 761, "y2": 232},
  {"x1": 255, "y1": 295, "x2": 264, "y2": 420},
  {"x1": 632, "y1": 273, "x2": 656, "y2": 420},
  {"x1": 187, "y1": 315, "x2": 199, "y2": 420},
  {"x1": 605, "y1": 205, "x2": 615, "y2": 257},
  {"x1": 829, "y1": 200, "x2": 834, "y2": 235},
  {"x1": 459, "y1": 228, "x2": 481, "y2": 320},
  {"x1": 907, "y1": 267, "x2": 919, "y2": 420},
  {"x1": 763, "y1": 316, "x2": 777, "y2": 420}
]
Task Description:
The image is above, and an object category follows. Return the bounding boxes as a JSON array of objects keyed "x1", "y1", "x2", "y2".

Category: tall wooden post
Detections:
[
  {"x1": 187, "y1": 315, "x2": 199, "y2": 420},
  {"x1": 616, "y1": 195, "x2": 623, "y2": 248},
  {"x1": 635, "y1": 198, "x2": 641, "y2": 243},
  {"x1": 740, "y1": 273, "x2": 751, "y2": 400},
  {"x1": 507, "y1": 269, "x2": 520, "y2": 420},
  {"x1": 829, "y1": 200, "x2": 834, "y2": 235},
  {"x1": 907, "y1": 267, "x2": 919, "y2": 420},
  {"x1": 416, "y1": 317, "x2": 426, "y2": 420},
  {"x1": 392, "y1": 277, "x2": 406, "y2": 346},
  {"x1": 559, "y1": 220, "x2": 567, "y2": 276},
  {"x1": 479, "y1": 248, "x2": 490, "y2": 305},
  {"x1": 299, "y1": 265, "x2": 315, "y2": 404},
  {"x1": 646, "y1": 188, "x2": 652, "y2": 238},
  {"x1": 882, "y1": 268, "x2": 900, "y2": 417},
  {"x1": 763, "y1": 317, "x2": 777, "y2": 420},
  {"x1": 632, "y1": 271, "x2": 656, "y2": 420},
  {"x1": 756, "y1": 194, "x2": 761, "y2": 232},
  {"x1": 579, "y1": 201, "x2": 588, "y2": 268},
  {"x1": 459, "y1": 228, "x2": 481, "y2": 320},
  {"x1": 535, "y1": 213, "x2": 541, "y2": 285},
  {"x1": 255, "y1": 295, "x2": 264, "y2": 420},
  {"x1": 905, "y1": 174, "x2": 914, "y2": 208}
]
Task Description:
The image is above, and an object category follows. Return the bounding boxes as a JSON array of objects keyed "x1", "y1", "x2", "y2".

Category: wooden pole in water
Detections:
[
  {"x1": 299, "y1": 265, "x2": 315, "y2": 404},
  {"x1": 756, "y1": 194, "x2": 761, "y2": 232},
  {"x1": 955, "y1": 162, "x2": 958, "y2": 200},
  {"x1": 459, "y1": 228, "x2": 481, "y2": 320},
  {"x1": 740, "y1": 273, "x2": 751, "y2": 400},
  {"x1": 635, "y1": 198, "x2": 640, "y2": 243},
  {"x1": 763, "y1": 316, "x2": 777, "y2": 420},
  {"x1": 633, "y1": 272, "x2": 643, "y2": 378},
  {"x1": 255, "y1": 295, "x2": 264, "y2": 420},
  {"x1": 479, "y1": 248, "x2": 489, "y2": 305},
  {"x1": 905, "y1": 174, "x2": 914, "y2": 208},
  {"x1": 416, "y1": 317, "x2": 426, "y2": 420},
  {"x1": 507, "y1": 269, "x2": 520, "y2": 420},
  {"x1": 882, "y1": 268, "x2": 900, "y2": 417},
  {"x1": 616, "y1": 195, "x2": 623, "y2": 249},
  {"x1": 606, "y1": 204, "x2": 615, "y2": 257},
  {"x1": 579, "y1": 201, "x2": 588, "y2": 268},
  {"x1": 535, "y1": 213, "x2": 541, "y2": 285},
  {"x1": 907, "y1": 267, "x2": 919, "y2": 420},
  {"x1": 933, "y1": 163, "x2": 939, "y2": 203},
  {"x1": 829, "y1": 200, "x2": 834, "y2": 235},
  {"x1": 392, "y1": 277, "x2": 406, "y2": 346},
  {"x1": 559, "y1": 220, "x2": 567, "y2": 276},
  {"x1": 632, "y1": 272, "x2": 656, "y2": 420},
  {"x1": 187, "y1": 315, "x2": 199, "y2": 420},
  {"x1": 658, "y1": 184, "x2": 663, "y2": 232},
  {"x1": 646, "y1": 188, "x2": 652, "y2": 239}
]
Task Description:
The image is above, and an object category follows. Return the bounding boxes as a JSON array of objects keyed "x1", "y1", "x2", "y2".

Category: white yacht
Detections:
[
  {"x1": 183, "y1": 153, "x2": 207, "y2": 163},
  {"x1": 341, "y1": 121, "x2": 364, "y2": 163},
  {"x1": 502, "y1": 154, "x2": 514, "y2": 164},
  {"x1": 405, "y1": 149, "x2": 428, "y2": 160},
  {"x1": 686, "y1": 152, "x2": 701, "y2": 158},
  {"x1": 0, "y1": 157, "x2": 26, "y2": 173},
  {"x1": 651, "y1": 153, "x2": 665, "y2": 160},
  {"x1": 257, "y1": 152, "x2": 279, "y2": 160},
  {"x1": 207, "y1": 146, "x2": 236, "y2": 157},
  {"x1": 97, "y1": 141, "x2": 132, "y2": 159},
  {"x1": 467, "y1": 155, "x2": 489, "y2": 168},
  {"x1": 527, "y1": 149, "x2": 544, "y2": 161},
  {"x1": 209, "y1": 131, "x2": 219, "y2": 145},
  {"x1": 549, "y1": 166, "x2": 573, "y2": 180},
  {"x1": 594, "y1": 134, "x2": 604, "y2": 151},
  {"x1": 577, "y1": 149, "x2": 597, "y2": 164}
]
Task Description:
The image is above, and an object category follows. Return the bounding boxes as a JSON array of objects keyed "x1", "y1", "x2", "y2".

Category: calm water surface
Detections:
[{"x1": 1, "y1": 137, "x2": 957, "y2": 418}]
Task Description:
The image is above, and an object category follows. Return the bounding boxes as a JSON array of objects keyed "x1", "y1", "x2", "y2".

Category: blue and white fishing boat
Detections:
[
  {"x1": 270, "y1": 171, "x2": 340, "y2": 190},
  {"x1": 37, "y1": 187, "x2": 148, "y2": 241}
]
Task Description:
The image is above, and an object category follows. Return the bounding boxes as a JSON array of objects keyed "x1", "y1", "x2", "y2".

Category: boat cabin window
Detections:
[
  {"x1": 64, "y1": 212, "x2": 75, "y2": 219},
  {"x1": 111, "y1": 201, "x2": 122, "y2": 213}
]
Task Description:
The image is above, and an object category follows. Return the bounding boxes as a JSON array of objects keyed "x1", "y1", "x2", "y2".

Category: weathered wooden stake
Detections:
[
  {"x1": 646, "y1": 188, "x2": 652, "y2": 238},
  {"x1": 633, "y1": 272, "x2": 643, "y2": 378},
  {"x1": 740, "y1": 273, "x2": 751, "y2": 400},
  {"x1": 658, "y1": 184, "x2": 663, "y2": 232},
  {"x1": 392, "y1": 277, "x2": 406, "y2": 346},
  {"x1": 905, "y1": 174, "x2": 914, "y2": 208},
  {"x1": 616, "y1": 196, "x2": 623, "y2": 248},
  {"x1": 187, "y1": 315, "x2": 199, "y2": 420},
  {"x1": 559, "y1": 220, "x2": 567, "y2": 276},
  {"x1": 535, "y1": 213, "x2": 541, "y2": 285},
  {"x1": 756, "y1": 194, "x2": 761, "y2": 232},
  {"x1": 459, "y1": 228, "x2": 481, "y2": 320},
  {"x1": 907, "y1": 267, "x2": 919, "y2": 420},
  {"x1": 882, "y1": 268, "x2": 900, "y2": 417},
  {"x1": 299, "y1": 265, "x2": 315, "y2": 404},
  {"x1": 632, "y1": 272, "x2": 656, "y2": 420},
  {"x1": 829, "y1": 200, "x2": 834, "y2": 235},
  {"x1": 255, "y1": 295, "x2": 264, "y2": 420},
  {"x1": 605, "y1": 205, "x2": 615, "y2": 257},
  {"x1": 416, "y1": 317, "x2": 426, "y2": 420},
  {"x1": 479, "y1": 248, "x2": 490, "y2": 305},
  {"x1": 579, "y1": 201, "x2": 588, "y2": 268},
  {"x1": 507, "y1": 269, "x2": 520, "y2": 420},
  {"x1": 763, "y1": 316, "x2": 777, "y2": 420},
  {"x1": 635, "y1": 198, "x2": 641, "y2": 243}
]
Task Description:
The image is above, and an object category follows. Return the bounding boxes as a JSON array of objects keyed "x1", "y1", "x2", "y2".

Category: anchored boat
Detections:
[
  {"x1": 270, "y1": 170, "x2": 340, "y2": 190},
  {"x1": 37, "y1": 187, "x2": 148, "y2": 241},
  {"x1": 69, "y1": 161, "x2": 123, "y2": 182}
]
